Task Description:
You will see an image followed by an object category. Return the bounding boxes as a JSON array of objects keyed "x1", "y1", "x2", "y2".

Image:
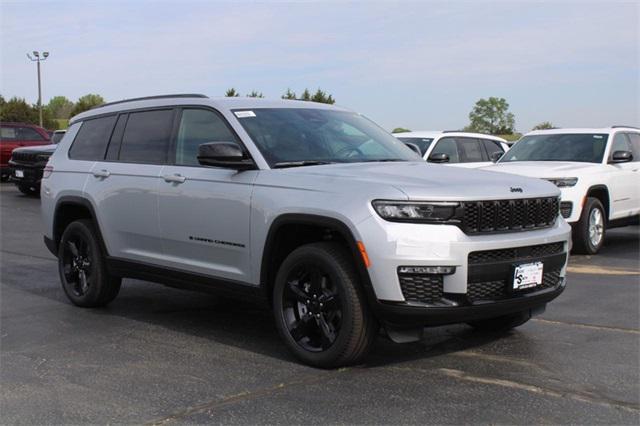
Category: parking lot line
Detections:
[
  {"x1": 532, "y1": 318, "x2": 640, "y2": 334},
  {"x1": 567, "y1": 264, "x2": 639, "y2": 275}
]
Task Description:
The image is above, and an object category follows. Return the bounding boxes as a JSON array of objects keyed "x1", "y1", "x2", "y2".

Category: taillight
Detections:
[{"x1": 42, "y1": 165, "x2": 53, "y2": 179}]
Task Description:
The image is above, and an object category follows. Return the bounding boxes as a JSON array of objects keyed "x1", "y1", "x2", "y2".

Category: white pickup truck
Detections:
[{"x1": 484, "y1": 127, "x2": 640, "y2": 254}]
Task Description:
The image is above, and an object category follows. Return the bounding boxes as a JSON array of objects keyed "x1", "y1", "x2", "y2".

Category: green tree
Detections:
[
  {"x1": 300, "y1": 89, "x2": 312, "y2": 101},
  {"x1": 281, "y1": 88, "x2": 297, "y2": 100},
  {"x1": 0, "y1": 96, "x2": 58, "y2": 129},
  {"x1": 311, "y1": 89, "x2": 335, "y2": 104},
  {"x1": 225, "y1": 88, "x2": 240, "y2": 97},
  {"x1": 246, "y1": 90, "x2": 264, "y2": 98},
  {"x1": 392, "y1": 127, "x2": 411, "y2": 133},
  {"x1": 71, "y1": 94, "x2": 105, "y2": 117},
  {"x1": 466, "y1": 97, "x2": 515, "y2": 134},
  {"x1": 532, "y1": 121, "x2": 554, "y2": 130},
  {"x1": 47, "y1": 96, "x2": 74, "y2": 119}
]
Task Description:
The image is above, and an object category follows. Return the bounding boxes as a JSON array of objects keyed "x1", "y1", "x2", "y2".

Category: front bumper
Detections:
[
  {"x1": 356, "y1": 214, "x2": 571, "y2": 325},
  {"x1": 7, "y1": 161, "x2": 45, "y2": 186}
]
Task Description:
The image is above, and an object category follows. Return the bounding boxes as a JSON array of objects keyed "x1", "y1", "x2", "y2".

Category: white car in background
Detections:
[
  {"x1": 393, "y1": 131, "x2": 510, "y2": 168},
  {"x1": 483, "y1": 127, "x2": 640, "y2": 254}
]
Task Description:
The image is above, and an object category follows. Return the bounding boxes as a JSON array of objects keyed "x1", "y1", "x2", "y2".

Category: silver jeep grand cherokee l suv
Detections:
[{"x1": 41, "y1": 94, "x2": 571, "y2": 367}]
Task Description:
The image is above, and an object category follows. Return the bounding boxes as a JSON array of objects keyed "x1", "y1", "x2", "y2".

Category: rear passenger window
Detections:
[
  {"x1": 69, "y1": 115, "x2": 117, "y2": 160},
  {"x1": 119, "y1": 109, "x2": 173, "y2": 164},
  {"x1": 481, "y1": 139, "x2": 505, "y2": 157},
  {"x1": 458, "y1": 138, "x2": 485, "y2": 162},
  {"x1": 105, "y1": 114, "x2": 128, "y2": 161},
  {"x1": 175, "y1": 109, "x2": 237, "y2": 165},
  {"x1": 0, "y1": 127, "x2": 17, "y2": 141},
  {"x1": 18, "y1": 127, "x2": 46, "y2": 141}
]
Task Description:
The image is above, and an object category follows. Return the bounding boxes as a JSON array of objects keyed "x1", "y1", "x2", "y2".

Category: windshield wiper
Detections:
[
  {"x1": 272, "y1": 160, "x2": 335, "y2": 169},
  {"x1": 361, "y1": 159, "x2": 406, "y2": 163}
]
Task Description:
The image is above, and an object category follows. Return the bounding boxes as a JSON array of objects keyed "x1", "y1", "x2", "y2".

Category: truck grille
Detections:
[
  {"x1": 398, "y1": 274, "x2": 443, "y2": 304},
  {"x1": 11, "y1": 151, "x2": 44, "y2": 164},
  {"x1": 461, "y1": 197, "x2": 559, "y2": 234},
  {"x1": 468, "y1": 242, "x2": 565, "y2": 265},
  {"x1": 467, "y1": 269, "x2": 562, "y2": 302}
]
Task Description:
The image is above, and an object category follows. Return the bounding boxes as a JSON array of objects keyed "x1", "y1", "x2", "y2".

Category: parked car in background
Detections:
[
  {"x1": 9, "y1": 130, "x2": 65, "y2": 196},
  {"x1": 41, "y1": 94, "x2": 570, "y2": 368},
  {"x1": 483, "y1": 127, "x2": 640, "y2": 254},
  {"x1": 393, "y1": 131, "x2": 509, "y2": 168},
  {"x1": 0, "y1": 122, "x2": 51, "y2": 181}
]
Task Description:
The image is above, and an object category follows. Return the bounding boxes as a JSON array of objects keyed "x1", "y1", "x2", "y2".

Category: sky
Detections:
[{"x1": 1, "y1": 0, "x2": 638, "y2": 132}]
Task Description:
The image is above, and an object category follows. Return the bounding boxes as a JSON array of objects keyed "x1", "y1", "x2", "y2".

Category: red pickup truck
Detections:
[{"x1": 1, "y1": 122, "x2": 51, "y2": 180}]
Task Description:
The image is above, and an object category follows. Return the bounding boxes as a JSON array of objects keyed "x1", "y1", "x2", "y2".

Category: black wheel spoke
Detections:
[
  {"x1": 317, "y1": 315, "x2": 336, "y2": 349},
  {"x1": 319, "y1": 293, "x2": 338, "y2": 311},
  {"x1": 290, "y1": 316, "x2": 313, "y2": 342},
  {"x1": 287, "y1": 280, "x2": 309, "y2": 302},
  {"x1": 309, "y1": 269, "x2": 323, "y2": 295},
  {"x1": 67, "y1": 241, "x2": 79, "y2": 257},
  {"x1": 78, "y1": 270, "x2": 89, "y2": 294}
]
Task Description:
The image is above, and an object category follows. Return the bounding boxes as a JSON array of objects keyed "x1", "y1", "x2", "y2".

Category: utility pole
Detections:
[{"x1": 27, "y1": 51, "x2": 49, "y2": 127}]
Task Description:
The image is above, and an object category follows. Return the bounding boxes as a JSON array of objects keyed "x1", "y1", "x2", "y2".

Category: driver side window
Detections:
[
  {"x1": 430, "y1": 137, "x2": 460, "y2": 162},
  {"x1": 610, "y1": 133, "x2": 631, "y2": 161},
  {"x1": 176, "y1": 109, "x2": 238, "y2": 165}
]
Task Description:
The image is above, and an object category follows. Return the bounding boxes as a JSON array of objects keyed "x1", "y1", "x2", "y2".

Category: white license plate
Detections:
[
  {"x1": 513, "y1": 262, "x2": 544, "y2": 290},
  {"x1": 15, "y1": 170, "x2": 24, "y2": 178}
]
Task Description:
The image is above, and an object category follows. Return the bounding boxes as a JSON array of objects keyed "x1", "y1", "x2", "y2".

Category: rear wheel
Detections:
[
  {"x1": 467, "y1": 310, "x2": 531, "y2": 332},
  {"x1": 273, "y1": 242, "x2": 377, "y2": 368},
  {"x1": 17, "y1": 183, "x2": 39, "y2": 196},
  {"x1": 58, "y1": 219, "x2": 121, "y2": 307},
  {"x1": 573, "y1": 197, "x2": 606, "y2": 254}
]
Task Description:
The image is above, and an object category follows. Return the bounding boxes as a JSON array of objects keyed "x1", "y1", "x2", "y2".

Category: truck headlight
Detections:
[
  {"x1": 372, "y1": 200, "x2": 459, "y2": 223},
  {"x1": 545, "y1": 177, "x2": 578, "y2": 188}
]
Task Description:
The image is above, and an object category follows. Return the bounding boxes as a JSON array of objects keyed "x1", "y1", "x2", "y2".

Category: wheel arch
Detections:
[
  {"x1": 53, "y1": 196, "x2": 109, "y2": 256},
  {"x1": 586, "y1": 185, "x2": 610, "y2": 220},
  {"x1": 260, "y1": 214, "x2": 374, "y2": 304}
]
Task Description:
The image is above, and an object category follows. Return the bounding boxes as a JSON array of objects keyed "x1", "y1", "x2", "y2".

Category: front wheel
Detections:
[
  {"x1": 572, "y1": 197, "x2": 606, "y2": 254},
  {"x1": 273, "y1": 242, "x2": 377, "y2": 368}
]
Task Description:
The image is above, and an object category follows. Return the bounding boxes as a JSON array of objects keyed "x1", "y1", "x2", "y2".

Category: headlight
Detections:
[
  {"x1": 545, "y1": 177, "x2": 578, "y2": 188},
  {"x1": 372, "y1": 200, "x2": 459, "y2": 223}
]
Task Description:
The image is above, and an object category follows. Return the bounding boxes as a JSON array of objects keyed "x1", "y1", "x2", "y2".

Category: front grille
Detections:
[
  {"x1": 560, "y1": 202, "x2": 573, "y2": 218},
  {"x1": 461, "y1": 197, "x2": 559, "y2": 234},
  {"x1": 468, "y1": 242, "x2": 565, "y2": 265},
  {"x1": 399, "y1": 274, "x2": 443, "y2": 304},
  {"x1": 467, "y1": 269, "x2": 562, "y2": 302},
  {"x1": 11, "y1": 151, "x2": 46, "y2": 164}
]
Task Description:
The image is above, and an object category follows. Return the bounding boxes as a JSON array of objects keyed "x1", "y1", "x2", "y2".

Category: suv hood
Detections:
[
  {"x1": 280, "y1": 161, "x2": 559, "y2": 200},
  {"x1": 11, "y1": 144, "x2": 57, "y2": 154},
  {"x1": 482, "y1": 161, "x2": 602, "y2": 178}
]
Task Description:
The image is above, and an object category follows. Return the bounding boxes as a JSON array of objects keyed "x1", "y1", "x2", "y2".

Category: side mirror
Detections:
[
  {"x1": 197, "y1": 142, "x2": 255, "y2": 170},
  {"x1": 610, "y1": 150, "x2": 633, "y2": 163},
  {"x1": 428, "y1": 152, "x2": 449, "y2": 163},
  {"x1": 490, "y1": 151, "x2": 503, "y2": 163},
  {"x1": 403, "y1": 142, "x2": 422, "y2": 156}
]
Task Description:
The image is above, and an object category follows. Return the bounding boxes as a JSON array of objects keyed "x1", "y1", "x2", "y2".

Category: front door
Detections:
[{"x1": 157, "y1": 107, "x2": 257, "y2": 283}]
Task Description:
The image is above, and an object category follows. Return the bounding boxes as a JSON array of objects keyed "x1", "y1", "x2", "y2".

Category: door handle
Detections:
[
  {"x1": 163, "y1": 173, "x2": 186, "y2": 184},
  {"x1": 92, "y1": 169, "x2": 110, "y2": 178}
]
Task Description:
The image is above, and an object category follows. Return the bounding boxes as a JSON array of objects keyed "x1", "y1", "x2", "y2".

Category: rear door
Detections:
[
  {"x1": 157, "y1": 107, "x2": 256, "y2": 283},
  {"x1": 83, "y1": 109, "x2": 174, "y2": 264}
]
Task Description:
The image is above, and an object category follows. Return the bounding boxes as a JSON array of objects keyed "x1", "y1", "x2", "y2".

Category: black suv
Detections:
[{"x1": 9, "y1": 130, "x2": 64, "y2": 196}]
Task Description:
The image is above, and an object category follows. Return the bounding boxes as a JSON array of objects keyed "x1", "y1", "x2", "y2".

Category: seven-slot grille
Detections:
[
  {"x1": 398, "y1": 274, "x2": 443, "y2": 304},
  {"x1": 461, "y1": 197, "x2": 559, "y2": 234}
]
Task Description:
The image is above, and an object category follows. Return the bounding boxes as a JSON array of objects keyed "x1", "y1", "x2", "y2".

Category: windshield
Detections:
[
  {"x1": 500, "y1": 133, "x2": 608, "y2": 163},
  {"x1": 235, "y1": 108, "x2": 418, "y2": 167},
  {"x1": 396, "y1": 137, "x2": 434, "y2": 156}
]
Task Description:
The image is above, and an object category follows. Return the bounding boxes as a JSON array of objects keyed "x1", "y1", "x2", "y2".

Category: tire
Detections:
[
  {"x1": 273, "y1": 242, "x2": 377, "y2": 368},
  {"x1": 572, "y1": 197, "x2": 606, "y2": 255},
  {"x1": 467, "y1": 310, "x2": 531, "y2": 332},
  {"x1": 58, "y1": 219, "x2": 121, "y2": 307},
  {"x1": 17, "y1": 183, "x2": 39, "y2": 196}
]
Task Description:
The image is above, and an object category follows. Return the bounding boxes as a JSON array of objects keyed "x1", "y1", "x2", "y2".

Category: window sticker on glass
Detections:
[
  {"x1": 593, "y1": 135, "x2": 603, "y2": 139},
  {"x1": 234, "y1": 111, "x2": 256, "y2": 118}
]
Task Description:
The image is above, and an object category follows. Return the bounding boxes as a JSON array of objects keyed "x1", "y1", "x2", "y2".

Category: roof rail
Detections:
[
  {"x1": 611, "y1": 125, "x2": 640, "y2": 129},
  {"x1": 442, "y1": 130, "x2": 465, "y2": 133},
  {"x1": 92, "y1": 94, "x2": 208, "y2": 110}
]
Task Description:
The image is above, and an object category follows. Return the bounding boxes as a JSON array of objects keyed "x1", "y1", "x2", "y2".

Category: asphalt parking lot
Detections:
[{"x1": 1, "y1": 182, "x2": 638, "y2": 425}]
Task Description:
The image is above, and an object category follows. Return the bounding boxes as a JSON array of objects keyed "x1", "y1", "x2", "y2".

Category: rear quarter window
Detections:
[{"x1": 69, "y1": 115, "x2": 117, "y2": 160}]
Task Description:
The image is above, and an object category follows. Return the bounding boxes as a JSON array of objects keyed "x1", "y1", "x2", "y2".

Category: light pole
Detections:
[{"x1": 27, "y1": 51, "x2": 49, "y2": 127}]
